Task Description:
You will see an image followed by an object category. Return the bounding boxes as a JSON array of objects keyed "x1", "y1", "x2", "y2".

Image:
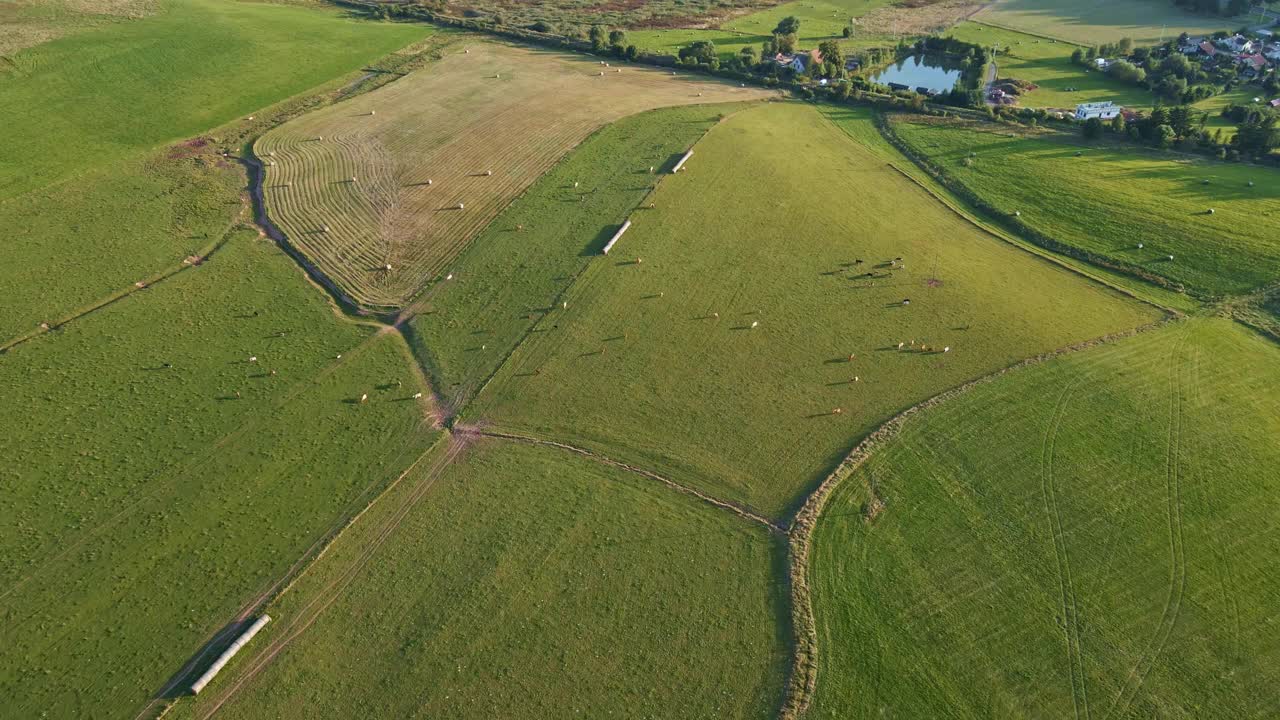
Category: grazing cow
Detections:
[{"x1": 902, "y1": 298, "x2": 911, "y2": 306}]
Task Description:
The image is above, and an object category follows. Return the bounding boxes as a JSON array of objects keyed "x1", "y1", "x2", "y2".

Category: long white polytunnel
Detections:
[
  {"x1": 190, "y1": 615, "x2": 271, "y2": 695},
  {"x1": 671, "y1": 150, "x2": 694, "y2": 173},
  {"x1": 602, "y1": 220, "x2": 632, "y2": 255}
]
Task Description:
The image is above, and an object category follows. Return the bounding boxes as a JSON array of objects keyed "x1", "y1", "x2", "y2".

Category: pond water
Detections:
[{"x1": 869, "y1": 56, "x2": 964, "y2": 93}]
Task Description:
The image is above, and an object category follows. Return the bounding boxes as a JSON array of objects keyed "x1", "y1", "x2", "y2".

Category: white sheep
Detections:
[
  {"x1": 750, "y1": 321, "x2": 759, "y2": 329},
  {"x1": 360, "y1": 393, "x2": 368, "y2": 403},
  {"x1": 413, "y1": 392, "x2": 423, "y2": 399},
  {"x1": 248, "y1": 356, "x2": 257, "y2": 363},
  {"x1": 445, "y1": 273, "x2": 454, "y2": 281}
]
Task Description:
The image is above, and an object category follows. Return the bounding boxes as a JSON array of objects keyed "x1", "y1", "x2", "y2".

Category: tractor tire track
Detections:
[
  {"x1": 1104, "y1": 327, "x2": 1190, "y2": 719},
  {"x1": 1040, "y1": 371, "x2": 1092, "y2": 720},
  {"x1": 194, "y1": 433, "x2": 468, "y2": 720},
  {"x1": 477, "y1": 429, "x2": 785, "y2": 534},
  {"x1": 780, "y1": 318, "x2": 1175, "y2": 720}
]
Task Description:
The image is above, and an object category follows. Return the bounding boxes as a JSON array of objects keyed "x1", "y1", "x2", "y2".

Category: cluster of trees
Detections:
[
  {"x1": 588, "y1": 25, "x2": 638, "y2": 60},
  {"x1": 1072, "y1": 32, "x2": 1278, "y2": 104},
  {"x1": 1082, "y1": 102, "x2": 1278, "y2": 156}
]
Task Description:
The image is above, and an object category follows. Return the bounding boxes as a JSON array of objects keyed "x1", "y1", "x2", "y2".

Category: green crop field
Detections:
[
  {"x1": 169, "y1": 438, "x2": 787, "y2": 720},
  {"x1": 891, "y1": 116, "x2": 1280, "y2": 297},
  {"x1": 466, "y1": 102, "x2": 1160, "y2": 519},
  {"x1": 0, "y1": 0, "x2": 428, "y2": 344},
  {"x1": 257, "y1": 41, "x2": 772, "y2": 309},
  {"x1": 949, "y1": 21, "x2": 1154, "y2": 110},
  {"x1": 406, "y1": 101, "x2": 756, "y2": 410},
  {"x1": 810, "y1": 317, "x2": 1280, "y2": 718},
  {"x1": 975, "y1": 0, "x2": 1239, "y2": 45},
  {"x1": 0, "y1": 231, "x2": 438, "y2": 718}
]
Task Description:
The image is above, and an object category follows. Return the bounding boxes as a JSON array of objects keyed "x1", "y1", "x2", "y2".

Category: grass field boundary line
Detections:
[
  {"x1": 0, "y1": 216, "x2": 243, "y2": 354},
  {"x1": 0, "y1": 316, "x2": 398, "y2": 606},
  {"x1": 241, "y1": 150, "x2": 384, "y2": 318},
  {"x1": 139, "y1": 423, "x2": 441, "y2": 720},
  {"x1": 476, "y1": 429, "x2": 787, "y2": 533},
  {"x1": 443, "y1": 105, "x2": 760, "y2": 417},
  {"x1": 864, "y1": 113, "x2": 1187, "y2": 317},
  {"x1": 191, "y1": 433, "x2": 469, "y2": 720},
  {"x1": 779, "y1": 317, "x2": 1178, "y2": 720},
  {"x1": 966, "y1": 17, "x2": 1086, "y2": 47}
]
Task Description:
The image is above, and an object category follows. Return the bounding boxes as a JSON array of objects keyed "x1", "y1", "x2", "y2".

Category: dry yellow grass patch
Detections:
[
  {"x1": 857, "y1": 0, "x2": 983, "y2": 36},
  {"x1": 256, "y1": 41, "x2": 774, "y2": 310}
]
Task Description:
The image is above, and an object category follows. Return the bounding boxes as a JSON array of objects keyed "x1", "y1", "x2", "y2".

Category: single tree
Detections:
[
  {"x1": 773, "y1": 15, "x2": 801, "y2": 36},
  {"x1": 1083, "y1": 117, "x2": 1105, "y2": 139}
]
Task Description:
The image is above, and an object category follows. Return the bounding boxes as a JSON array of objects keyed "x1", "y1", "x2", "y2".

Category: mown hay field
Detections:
[
  {"x1": 948, "y1": 22, "x2": 1155, "y2": 110},
  {"x1": 170, "y1": 438, "x2": 787, "y2": 720},
  {"x1": 891, "y1": 116, "x2": 1280, "y2": 297},
  {"x1": 257, "y1": 41, "x2": 773, "y2": 309},
  {"x1": 0, "y1": 231, "x2": 438, "y2": 718},
  {"x1": 810, "y1": 317, "x2": 1280, "y2": 718},
  {"x1": 467, "y1": 102, "x2": 1160, "y2": 519},
  {"x1": 405, "y1": 102, "x2": 756, "y2": 411},
  {"x1": 974, "y1": 0, "x2": 1238, "y2": 45}
]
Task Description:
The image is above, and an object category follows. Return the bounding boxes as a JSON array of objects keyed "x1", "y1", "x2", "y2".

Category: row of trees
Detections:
[{"x1": 1081, "y1": 103, "x2": 1278, "y2": 156}]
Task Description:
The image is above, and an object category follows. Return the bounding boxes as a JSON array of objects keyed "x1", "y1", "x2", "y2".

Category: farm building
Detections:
[{"x1": 1075, "y1": 102, "x2": 1121, "y2": 121}]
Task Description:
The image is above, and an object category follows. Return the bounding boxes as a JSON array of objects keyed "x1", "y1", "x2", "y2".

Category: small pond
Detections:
[{"x1": 869, "y1": 56, "x2": 964, "y2": 93}]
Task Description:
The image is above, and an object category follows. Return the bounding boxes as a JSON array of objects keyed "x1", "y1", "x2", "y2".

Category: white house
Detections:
[
  {"x1": 1075, "y1": 101, "x2": 1121, "y2": 121},
  {"x1": 1094, "y1": 57, "x2": 1112, "y2": 70}
]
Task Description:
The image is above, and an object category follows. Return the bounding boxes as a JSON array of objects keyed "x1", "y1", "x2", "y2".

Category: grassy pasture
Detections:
[
  {"x1": 949, "y1": 21, "x2": 1155, "y2": 110},
  {"x1": 0, "y1": 0, "x2": 428, "y2": 344},
  {"x1": 0, "y1": 150, "x2": 244, "y2": 345},
  {"x1": 722, "y1": 0, "x2": 895, "y2": 44},
  {"x1": 810, "y1": 318, "x2": 1280, "y2": 718},
  {"x1": 892, "y1": 116, "x2": 1280, "y2": 297},
  {"x1": 170, "y1": 438, "x2": 787, "y2": 720},
  {"x1": 467, "y1": 102, "x2": 1160, "y2": 519},
  {"x1": 257, "y1": 41, "x2": 772, "y2": 309},
  {"x1": 406, "y1": 102, "x2": 753, "y2": 410},
  {"x1": 0, "y1": 0, "x2": 426, "y2": 201},
  {"x1": 0, "y1": 231, "x2": 437, "y2": 718},
  {"x1": 975, "y1": 0, "x2": 1239, "y2": 45},
  {"x1": 0, "y1": 0, "x2": 156, "y2": 56}
]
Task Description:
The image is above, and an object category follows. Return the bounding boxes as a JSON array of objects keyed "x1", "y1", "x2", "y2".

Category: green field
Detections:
[
  {"x1": 0, "y1": 231, "x2": 437, "y2": 718},
  {"x1": 723, "y1": 0, "x2": 894, "y2": 44},
  {"x1": 465, "y1": 102, "x2": 1159, "y2": 519},
  {"x1": 171, "y1": 438, "x2": 787, "y2": 719},
  {"x1": 0, "y1": 0, "x2": 427, "y2": 344},
  {"x1": 0, "y1": 0, "x2": 425, "y2": 199},
  {"x1": 1191, "y1": 87, "x2": 1278, "y2": 143},
  {"x1": 810, "y1": 317, "x2": 1280, "y2": 717},
  {"x1": 256, "y1": 41, "x2": 768, "y2": 309},
  {"x1": 629, "y1": 28, "x2": 766, "y2": 61},
  {"x1": 949, "y1": 21, "x2": 1154, "y2": 110},
  {"x1": 406, "y1": 102, "x2": 755, "y2": 410},
  {"x1": 975, "y1": 0, "x2": 1239, "y2": 45},
  {"x1": 892, "y1": 116, "x2": 1280, "y2": 297}
]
